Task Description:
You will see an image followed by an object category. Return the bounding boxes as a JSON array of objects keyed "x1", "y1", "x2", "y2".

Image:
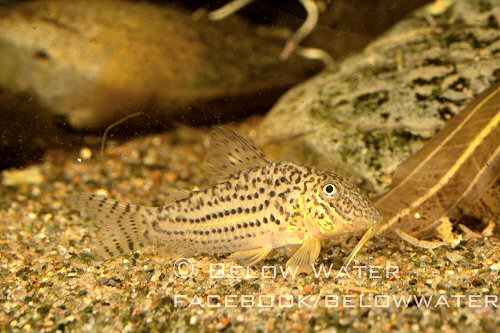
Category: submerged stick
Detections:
[{"x1": 100, "y1": 112, "x2": 143, "y2": 158}]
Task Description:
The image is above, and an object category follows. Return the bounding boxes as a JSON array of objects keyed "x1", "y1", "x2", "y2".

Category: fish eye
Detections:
[{"x1": 322, "y1": 183, "x2": 338, "y2": 197}]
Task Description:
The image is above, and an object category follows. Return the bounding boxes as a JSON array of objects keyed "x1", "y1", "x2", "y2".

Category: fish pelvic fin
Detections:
[{"x1": 286, "y1": 236, "x2": 321, "y2": 274}]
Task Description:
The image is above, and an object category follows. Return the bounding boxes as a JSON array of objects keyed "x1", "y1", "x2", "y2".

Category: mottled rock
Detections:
[
  {"x1": 0, "y1": 0, "x2": 320, "y2": 129},
  {"x1": 258, "y1": 0, "x2": 499, "y2": 194}
]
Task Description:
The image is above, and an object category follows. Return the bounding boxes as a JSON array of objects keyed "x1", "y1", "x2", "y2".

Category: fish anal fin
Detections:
[
  {"x1": 286, "y1": 236, "x2": 321, "y2": 274},
  {"x1": 157, "y1": 245, "x2": 196, "y2": 259},
  {"x1": 202, "y1": 126, "x2": 270, "y2": 182},
  {"x1": 228, "y1": 246, "x2": 272, "y2": 266}
]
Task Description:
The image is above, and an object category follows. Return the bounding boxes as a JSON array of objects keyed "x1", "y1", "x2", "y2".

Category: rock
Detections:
[
  {"x1": 2, "y1": 165, "x2": 44, "y2": 186},
  {"x1": 0, "y1": 0, "x2": 320, "y2": 129},
  {"x1": 257, "y1": 0, "x2": 500, "y2": 194}
]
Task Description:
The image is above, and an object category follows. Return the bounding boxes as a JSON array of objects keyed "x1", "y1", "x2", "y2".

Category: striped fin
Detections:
[
  {"x1": 286, "y1": 236, "x2": 321, "y2": 274},
  {"x1": 228, "y1": 246, "x2": 272, "y2": 266},
  {"x1": 68, "y1": 193, "x2": 151, "y2": 258},
  {"x1": 203, "y1": 126, "x2": 270, "y2": 182}
]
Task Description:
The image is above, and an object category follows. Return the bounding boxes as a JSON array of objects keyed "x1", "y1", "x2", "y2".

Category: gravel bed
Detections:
[{"x1": 1, "y1": 127, "x2": 498, "y2": 332}]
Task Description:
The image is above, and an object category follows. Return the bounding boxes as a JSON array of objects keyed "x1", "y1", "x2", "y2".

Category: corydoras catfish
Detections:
[{"x1": 70, "y1": 127, "x2": 381, "y2": 273}]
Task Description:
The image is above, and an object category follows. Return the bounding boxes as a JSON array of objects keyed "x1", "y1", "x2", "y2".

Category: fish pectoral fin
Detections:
[
  {"x1": 228, "y1": 246, "x2": 272, "y2": 266},
  {"x1": 286, "y1": 236, "x2": 321, "y2": 274},
  {"x1": 343, "y1": 227, "x2": 374, "y2": 269}
]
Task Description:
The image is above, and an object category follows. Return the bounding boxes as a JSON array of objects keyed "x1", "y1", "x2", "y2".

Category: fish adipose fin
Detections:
[
  {"x1": 228, "y1": 246, "x2": 273, "y2": 266},
  {"x1": 161, "y1": 189, "x2": 191, "y2": 203},
  {"x1": 286, "y1": 236, "x2": 321, "y2": 274},
  {"x1": 202, "y1": 126, "x2": 271, "y2": 182}
]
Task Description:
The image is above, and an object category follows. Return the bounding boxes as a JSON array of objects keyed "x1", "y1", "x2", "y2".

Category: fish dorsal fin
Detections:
[{"x1": 202, "y1": 126, "x2": 270, "y2": 182}]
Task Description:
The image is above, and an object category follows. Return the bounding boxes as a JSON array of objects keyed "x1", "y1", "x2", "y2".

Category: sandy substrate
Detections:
[{"x1": 1, "y1": 128, "x2": 498, "y2": 332}]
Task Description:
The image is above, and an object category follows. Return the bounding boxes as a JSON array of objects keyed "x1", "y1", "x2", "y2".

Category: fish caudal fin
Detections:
[{"x1": 68, "y1": 193, "x2": 150, "y2": 258}]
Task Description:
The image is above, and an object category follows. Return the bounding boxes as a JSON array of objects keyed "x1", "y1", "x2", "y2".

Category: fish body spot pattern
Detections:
[{"x1": 70, "y1": 127, "x2": 381, "y2": 273}]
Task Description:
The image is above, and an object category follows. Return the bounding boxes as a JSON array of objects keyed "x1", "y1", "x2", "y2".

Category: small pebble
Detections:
[
  {"x1": 189, "y1": 316, "x2": 198, "y2": 325},
  {"x1": 79, "y1": 147, "x2": 93, "y2": 160},
  {"x1": 2, "y1": 166, "x2": 44, "y2": 186},
  {"x1": 446, "y1": 252, "x2": 464, "y2": 263}
]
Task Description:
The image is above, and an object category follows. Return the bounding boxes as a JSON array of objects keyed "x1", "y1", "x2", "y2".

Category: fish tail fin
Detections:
[{"x1": 68, "y1": 193, "x2": 151, "y2": 258}]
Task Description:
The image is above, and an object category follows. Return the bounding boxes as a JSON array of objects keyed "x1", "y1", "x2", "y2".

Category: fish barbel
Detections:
[{"x1": 70, "y1": 127, "x2": 381, "y2": 273}]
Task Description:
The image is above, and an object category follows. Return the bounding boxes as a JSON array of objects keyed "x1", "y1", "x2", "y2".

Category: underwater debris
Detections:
[{"x1": 209, "y1": 0, "x2": 321, "y2": 60}]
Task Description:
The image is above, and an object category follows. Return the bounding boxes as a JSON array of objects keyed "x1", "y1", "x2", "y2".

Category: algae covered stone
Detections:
[{"x1": 257, "y1": 0, "x2": 499, "y2": 193}]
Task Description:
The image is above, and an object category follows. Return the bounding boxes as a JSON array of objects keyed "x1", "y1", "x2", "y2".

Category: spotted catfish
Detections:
[{"x1": 70, "y1": 127, "x2": 381, "y2": 273}]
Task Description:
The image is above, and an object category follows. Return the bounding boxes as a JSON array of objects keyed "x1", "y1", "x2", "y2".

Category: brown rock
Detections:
[{"x1": 0, "y1": 0, "x2": 320, "y2": 129}]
